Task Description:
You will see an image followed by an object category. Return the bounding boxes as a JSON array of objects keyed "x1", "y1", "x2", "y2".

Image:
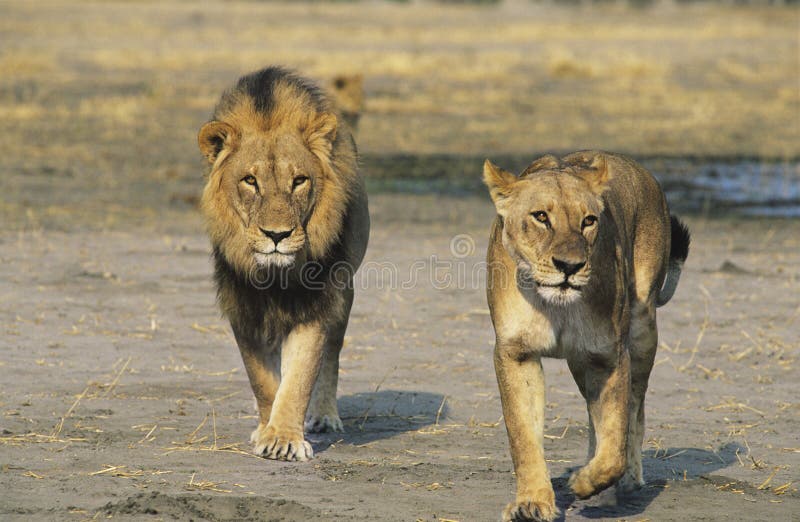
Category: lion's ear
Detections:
[
  {"x1": 198, "y1": 121, "x2": 237, "y2": 164},
  {"x1": 304, "y1": 112, "x2": 338, "y2": 159},
  {"x1": 483, "y1": 159, "x2": 517, "y2": 215},
  {"x1": 576, "y1": 154, "x2": 611, "y2": 196}
]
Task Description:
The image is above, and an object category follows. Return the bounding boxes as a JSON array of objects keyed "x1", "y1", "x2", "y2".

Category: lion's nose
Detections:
[
  {"x1": 260, "y1": 228, "x2": 293, "y2": 244},
  {"x1": 552, "y1": 258, "x2": 585, "y2": 276}
]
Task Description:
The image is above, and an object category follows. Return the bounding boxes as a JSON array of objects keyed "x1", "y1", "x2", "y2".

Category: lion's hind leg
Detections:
[
  {"x1": 305, "y1": 292, "x2": 352, "y2": 434},
  {"x1": 304, "y1": 328, "x2": 346, "y2": 433}
]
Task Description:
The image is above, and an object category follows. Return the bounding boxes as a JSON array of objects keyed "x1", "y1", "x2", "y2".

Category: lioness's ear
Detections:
[
  {"x1": 304, "y1": 112, "x2": 338, "y2": 158},
  {"x1": 576, "y1": 154, "x2": 611, "y2": 195},
  {"x1": 198, "y1": 121, "x2": 237, "y2": 164},
  {"x1": 483, "y1": 159, "x2": 517, "y2": 215}
]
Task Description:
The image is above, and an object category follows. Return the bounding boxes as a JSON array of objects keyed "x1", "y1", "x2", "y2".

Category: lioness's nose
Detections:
[
  {"x1": 260, "y1": 228, "x2": 293, "y2": 244},
  {"x1": 552, "y1": 258, "x2": 585, "y2": 276}
]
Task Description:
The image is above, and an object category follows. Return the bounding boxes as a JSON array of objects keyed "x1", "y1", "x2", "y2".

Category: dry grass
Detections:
[{"x1": 0, "y1": 2, "x2": 797, "y2": 157}]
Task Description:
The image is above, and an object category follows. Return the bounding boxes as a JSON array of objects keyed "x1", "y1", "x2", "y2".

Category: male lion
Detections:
[
  {"x1": 197, "y1": 67, "x2": 369, "y2": 461},
  {"x1": 483, "y1": 151, "x2": 689, "y2": 521}
]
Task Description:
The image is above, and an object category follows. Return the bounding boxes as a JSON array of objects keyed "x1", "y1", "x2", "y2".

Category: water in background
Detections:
[{"x1": 363, "y1": 155, "x2": 800, "y2": 217}]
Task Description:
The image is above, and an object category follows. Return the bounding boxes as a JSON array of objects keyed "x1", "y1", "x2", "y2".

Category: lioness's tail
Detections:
[{"x1": 656, "y1": 215, "x2": 691, "y2": 307}]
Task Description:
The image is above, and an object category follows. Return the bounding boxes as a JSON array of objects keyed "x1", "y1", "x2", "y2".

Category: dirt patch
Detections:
[{"x1": 100, "y1": 492, "x2": 323, "y2": 521}]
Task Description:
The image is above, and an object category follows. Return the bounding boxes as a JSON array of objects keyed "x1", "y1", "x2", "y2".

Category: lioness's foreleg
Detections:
[
  {"x1": 251, "y1": 322, "x2": 325, "y2": 461},
  {"x1": 568, "y1": 346, "x2": 631, "y2": 499},
  {"x1": 495, "y1": 345, "x2": 558, "y2": 522}
]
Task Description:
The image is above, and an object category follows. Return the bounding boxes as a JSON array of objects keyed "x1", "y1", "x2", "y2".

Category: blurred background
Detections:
[{"x1": 1, "y1": 0, "x2": 798, "y2": 227}]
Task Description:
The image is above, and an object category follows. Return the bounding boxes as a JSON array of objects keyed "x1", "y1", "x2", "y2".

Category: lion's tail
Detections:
[{"x1": 656, "y1": 215, "x2": 691, "y2": 308}]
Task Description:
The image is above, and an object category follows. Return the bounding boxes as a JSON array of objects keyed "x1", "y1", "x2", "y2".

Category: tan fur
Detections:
[
  {"x1": 484, "y1": 151, "x2": 688, "y2": 521},
  {"x1": 198, "y1": 67, "x2": 369, "y2": 461}
]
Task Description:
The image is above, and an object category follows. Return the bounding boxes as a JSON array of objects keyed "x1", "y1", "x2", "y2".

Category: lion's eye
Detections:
[
  {"x1": 292, "y1": 176, "x2": 309, "y2": 189},
  {"x1": 242, "y1": 175, "x2": 258, "y2": 187},
  {"x1": 582, "y1": 215, "x2": 597, "y2": 228},
  {"x1": 532, "y1": 211, "x2": 549, "y2": 224}
]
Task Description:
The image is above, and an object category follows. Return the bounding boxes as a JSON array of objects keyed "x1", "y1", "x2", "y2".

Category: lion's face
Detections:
[
  {"x1": 199, "y1": 109, "x2": 339, "y2": 273},
  {"x1": 224, "y1": 132, "x2": 319, "y2": 268},
  {"x1": 484, "y1": 158, "x2": 608, "y2": 305}
]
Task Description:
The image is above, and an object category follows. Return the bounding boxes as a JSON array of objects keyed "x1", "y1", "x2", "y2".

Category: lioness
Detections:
[
  {"x1": 483, "y1": 151, "x2": 689, "y2": 521},
  {"x1": 197, "y1": 67, "x2": 369, "y2": 461}
]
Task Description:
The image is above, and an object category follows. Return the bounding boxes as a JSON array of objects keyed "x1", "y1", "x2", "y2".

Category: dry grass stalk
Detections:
[
  {"x1": 51, "y1": 385, "x2": 90, "y2": 438},
  {"x1": 434, "y1": 395, "x2": 448, "y2": 427},
  {"x1": 185, "y1": 472, "x2": 232, "y2": 493},
  {"x1": 757, "y1": 468, "x2": 778, "y2": 490}
]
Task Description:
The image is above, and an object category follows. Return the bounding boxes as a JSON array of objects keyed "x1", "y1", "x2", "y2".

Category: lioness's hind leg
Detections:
[
  {"x1": 567, "y1": 359, "x2": 596, "y2": 464},
  {"x1": 618, "y1": 312, "x2": 658, "y2": 494}
]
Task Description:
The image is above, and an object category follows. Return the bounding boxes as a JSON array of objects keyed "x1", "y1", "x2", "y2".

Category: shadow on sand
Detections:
[
  {"x1": 551, "y1": 442, "x2": 745, "y2": 520},
  {"x1": 308, "y1": 389, "x2": 448, "y2": 451}
]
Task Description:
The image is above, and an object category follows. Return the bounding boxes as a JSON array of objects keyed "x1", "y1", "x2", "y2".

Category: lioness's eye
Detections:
[
  {"x1": 242, "y1": 175, "x2": 257, "y2": 187},
  {"x1": 582, "y1": 215, "x2": 597, "y2": 228},
  {"x1": 532, "y1": 211, "x2": 549, "y2": 224},
  {"x1": 292, "y1": 176, "x2": 309, "y2": 189}
]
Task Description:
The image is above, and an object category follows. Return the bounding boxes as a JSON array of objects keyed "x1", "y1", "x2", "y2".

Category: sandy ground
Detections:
[
  {"x1": 0, "y1": 199, "x2": 798, "y2": 521},
  {"x1": 1, "y1": 1, "x2": 799, "y2": 521}
]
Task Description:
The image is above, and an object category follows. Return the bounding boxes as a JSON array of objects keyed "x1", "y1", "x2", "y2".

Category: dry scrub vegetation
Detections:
[{"x1": 0, "y1": 1, "x2": 797, "y2": 162}]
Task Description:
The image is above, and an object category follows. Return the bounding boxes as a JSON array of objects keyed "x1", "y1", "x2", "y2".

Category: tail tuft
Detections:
[
  {"x1": 670, "y1": 215, "x2": 691, "y2": 264},
  {"x1": 657, "y1": 215, "x2": 690, "y2": 307}
]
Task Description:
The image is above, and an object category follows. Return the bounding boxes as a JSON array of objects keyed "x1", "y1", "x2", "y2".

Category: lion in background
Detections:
[
  {"x1": 328, "y1": 74, "x2": 364, "y2": 134},
  {"x1": 483, "y1": 151, "x2": 689, "y2": 521},
  {"x1": 197, "y1": 66, "x2": 369, "y2": 461}
]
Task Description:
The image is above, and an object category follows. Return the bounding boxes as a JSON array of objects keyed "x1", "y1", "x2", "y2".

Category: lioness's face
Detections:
[{"x1": 484, "y1": 160, "x2": 606, "y2": 305}]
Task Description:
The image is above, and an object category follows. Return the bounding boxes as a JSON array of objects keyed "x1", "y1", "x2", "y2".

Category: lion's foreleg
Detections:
[
  {"x1": 495, "y1": 345, "x2": 558, "y2": 522},
  {"x1": 568, "y1": 345, "x2": 631, "y2": 499},
  {"x1": 250, "y1": 322, "x2": 325, "y2": 461},
  {"x1": 232, "y1": 328, "x2": 280, "y2": 445}
]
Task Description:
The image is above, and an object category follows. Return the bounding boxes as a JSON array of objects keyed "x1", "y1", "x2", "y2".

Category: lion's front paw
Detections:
[
  {"x1": 304, "y1": 413, "x2": 344, "y2": 433},
  {"x1": 251, "y1": 424, "x2": 314, "y2": 461},
  {"x1": 501, "y1": 491, "x2": 558, "y2": 522}
]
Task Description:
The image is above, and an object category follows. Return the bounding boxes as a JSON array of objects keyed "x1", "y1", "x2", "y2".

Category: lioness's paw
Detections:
[
  {"x1": 305, "y1": 414, "x2": 344, "y2": 433},
  {"x1": 568, "y1": 469, "x2": 596, "y2": 499},
  {"x1": 615, "y1": 473, "x2": 645, "y2": 496},
  {"x1": 568, "y1": 460, "x2": 625, "y2": 499},
  {"x1": 501, "y1": 497, "x2": 558, "y2": 522},
  {"x1": 251, "y1": 424, "x2": 314, "y2": 462}
]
